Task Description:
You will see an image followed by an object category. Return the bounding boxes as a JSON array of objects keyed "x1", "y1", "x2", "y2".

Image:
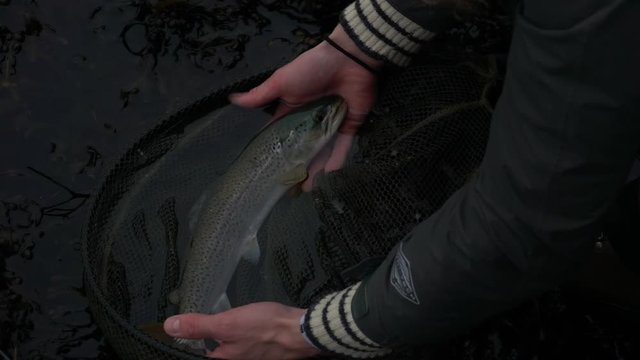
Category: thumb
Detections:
[
  {"x1": 164, "y1": 314, "x2": 216, "y2": 339},
  {"x1": 325, "y1": 133, "x2": 355, "y2": 172},
  {"x1": 229, "y1": 75, "x2": 281, "y2": 108},
  {"x1": 339, "y1": 85, "x2": 375, "y2": 135}
]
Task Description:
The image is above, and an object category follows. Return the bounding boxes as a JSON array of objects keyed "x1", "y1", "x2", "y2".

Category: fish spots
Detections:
[
  {"x1": 271, "y1": 138, "x2": 282, "y2": 154},
  {"x1": 178, "y1": 98, "x2": 345, "y2": 318}
]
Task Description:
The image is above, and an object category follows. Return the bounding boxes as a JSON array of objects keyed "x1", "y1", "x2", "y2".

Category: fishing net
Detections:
[{"x1": 82, "y1": 47, "x2": 500, "y2": 360}]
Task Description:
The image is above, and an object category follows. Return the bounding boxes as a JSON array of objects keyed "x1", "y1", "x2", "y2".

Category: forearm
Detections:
[
  {"x1": 356, "y1": 0, "x2": 640, "y2": 345},
  {"x1": 303, "y1": 0, "x2": 640, "y2": 356}
]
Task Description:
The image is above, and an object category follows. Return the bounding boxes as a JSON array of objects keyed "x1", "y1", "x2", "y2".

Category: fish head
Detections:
[
  {"x1": 279, "y1": 96, "x2": 347, "y2": 159},
  {"x1": 308, "y1": 96, "x2": 348, "y2": 141}
]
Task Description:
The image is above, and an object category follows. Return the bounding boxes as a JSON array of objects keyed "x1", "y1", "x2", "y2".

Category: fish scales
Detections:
[{"x1": 175, "y1": 97, "x2": 347, "y2": 349}]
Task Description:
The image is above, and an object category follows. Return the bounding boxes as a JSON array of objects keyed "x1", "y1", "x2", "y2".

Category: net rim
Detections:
[{"x1": 81, "y1": 68, "x2": 277, "y2": 359}]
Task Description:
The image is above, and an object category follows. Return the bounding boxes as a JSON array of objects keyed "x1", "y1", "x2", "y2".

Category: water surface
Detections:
[{"x1": 0, "y1": 1, "x2": 345, "y2": 357}]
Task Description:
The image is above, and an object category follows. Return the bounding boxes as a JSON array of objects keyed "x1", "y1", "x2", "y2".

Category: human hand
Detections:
[
  {"x1": 163, "y1": 302, "x2": 319, "y2": 360},
  {"x1": 229, "y1": 25, "x2": 383, "y2": 191}
]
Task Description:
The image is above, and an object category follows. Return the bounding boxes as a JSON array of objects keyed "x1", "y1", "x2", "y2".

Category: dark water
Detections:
[
  {"x1": 1, "y1": 1, "x2": 639, "y2": 360},
  {"x1": 0, "y1": 0, "x2": 346, "y2": 358}
]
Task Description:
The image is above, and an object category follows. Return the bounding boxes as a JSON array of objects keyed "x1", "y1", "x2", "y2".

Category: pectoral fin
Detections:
[
  {"x1": 279, "y1": 163, "x2": 308, "y2": 186},
  {"x1": 212, "y1": 293, "x2": 231, "y2": 313},
  {"x1": 241, "y1": 234, "x2": 261, "y2": 264}
]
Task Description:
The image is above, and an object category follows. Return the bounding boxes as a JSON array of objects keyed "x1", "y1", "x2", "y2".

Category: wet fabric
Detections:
[{"x1": 352, "y1": 0, "x2": 640, "y2": 346}]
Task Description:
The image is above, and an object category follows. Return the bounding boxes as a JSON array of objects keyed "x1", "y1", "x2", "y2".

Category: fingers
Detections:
[
  {"x1": 207, "y1": 345, "x2": 231, "y2": 359},
  {"x1": 339, "y1": 95, "x2": 374, "y2": 135},
  {"x1": 302, "y1": 145, "x2": 332, "y2": 192},
  {"x1": 325, "y1": 133, "x2": 354, "y2": 172},
  {"x1": 338, "y1": 78, "x2": 376, "y2": 134},
  {"x1": 229, "y1": 73, "x2": 282, "y2": 108},
  {"x1": 300, "y1": 128, "x2": 357, "y2": 193},
  {"x1": 300, "y1": 134, "x2": 353, "y2": 192},
  {"x1": 164, "y1": 313, "x2": 231, "y2": 341},
  {"x1": 339, "y1": 110, "x2": 367, "y2": 135},
  {"x1": 207, "y1": 344, "x2": 243, "y2": 359},
  {"x1": 165, "y1": 303, "x2": 317, "y2": 360}
]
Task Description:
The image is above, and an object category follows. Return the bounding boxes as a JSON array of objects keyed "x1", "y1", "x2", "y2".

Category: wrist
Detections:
[
  {"x1": 277, "y1": 307, "x2": 321, "y2": 358},
  {"x1": 327, "y1": 25, "x2": 385, "y2": 71}
]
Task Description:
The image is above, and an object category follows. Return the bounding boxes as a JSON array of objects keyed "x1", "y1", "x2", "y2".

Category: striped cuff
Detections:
[
  {"x1": 301, "y1": 282, "x2": 392, "y2": 358},
  {"x1": 340, "y1": 0, "x2": 435, "y2": 67}
]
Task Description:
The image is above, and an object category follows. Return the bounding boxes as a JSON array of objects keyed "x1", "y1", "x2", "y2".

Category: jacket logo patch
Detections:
[{"x1": 390, "y1": 242, "x2": 420, "y2": 305}]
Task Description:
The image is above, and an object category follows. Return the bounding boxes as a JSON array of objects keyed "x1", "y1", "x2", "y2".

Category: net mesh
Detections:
[{"x1": 83, "y1": 51, "x2": 500, "y2": 360}]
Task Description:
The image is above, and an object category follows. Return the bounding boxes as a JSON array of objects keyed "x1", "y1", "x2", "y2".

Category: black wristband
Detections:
[{"x1": 325, "y1": 37, "x2": 379, "y2": 75}]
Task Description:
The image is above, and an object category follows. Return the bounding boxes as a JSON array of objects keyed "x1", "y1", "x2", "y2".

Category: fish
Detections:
[{"x1": 173, "y1": 96, "x2": 347, "y2": 350}]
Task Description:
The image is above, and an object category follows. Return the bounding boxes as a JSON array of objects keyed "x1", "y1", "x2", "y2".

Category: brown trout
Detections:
[{"x1": 175, "y1": 97, "x2": 347, "y2": 349}]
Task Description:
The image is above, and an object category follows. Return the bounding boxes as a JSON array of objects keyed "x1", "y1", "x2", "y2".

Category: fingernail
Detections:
[{"x1": 165, "y1": 316, "x2": 181, "y2": 336}]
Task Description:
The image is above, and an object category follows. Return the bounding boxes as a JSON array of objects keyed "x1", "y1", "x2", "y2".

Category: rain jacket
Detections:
[{"x1": 300, "y1": 0, "x2": 640, "y2": 357}]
